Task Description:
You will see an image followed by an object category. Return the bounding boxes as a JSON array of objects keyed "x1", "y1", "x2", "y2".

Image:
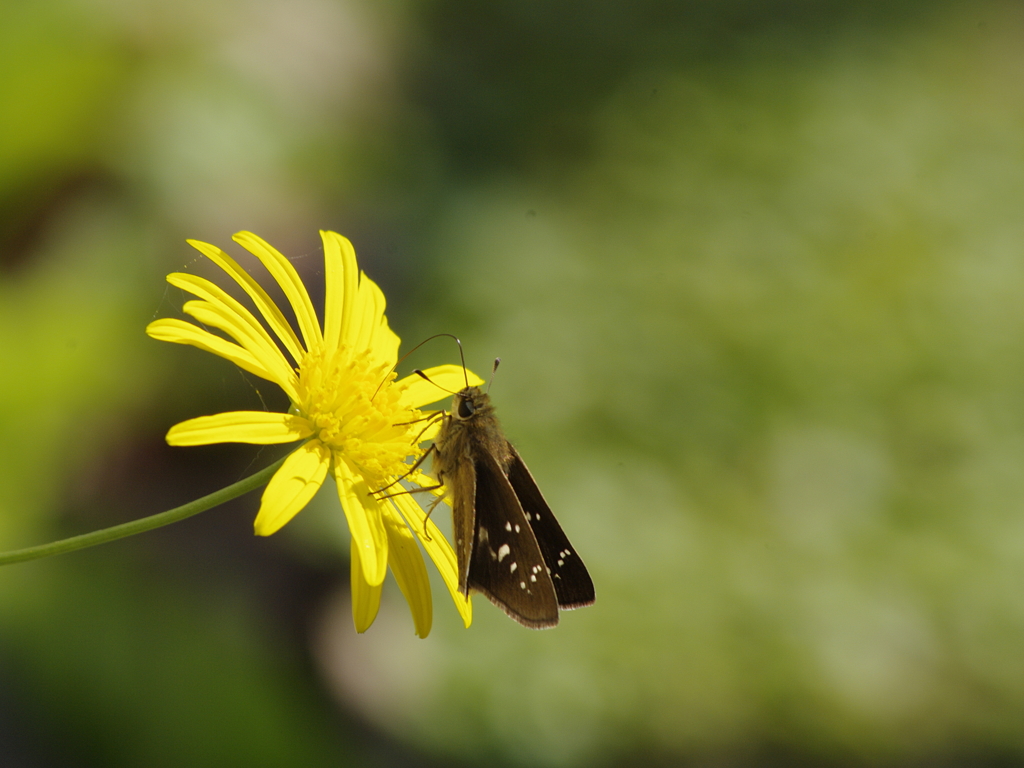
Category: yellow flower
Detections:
[{"x1": 147, "y1": 230, "x2": 478, "y2": 637}]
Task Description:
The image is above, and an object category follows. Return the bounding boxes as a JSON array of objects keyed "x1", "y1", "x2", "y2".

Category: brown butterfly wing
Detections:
[
  {"x1": 466, "y1": 449, "x2": 560, "y2": 628},
  {"x1": 447, "y1": 451, "x2": 477, "y2": 598},
  {"x1": 506, "y1": 444, "x2": 595, "y2": 610}
]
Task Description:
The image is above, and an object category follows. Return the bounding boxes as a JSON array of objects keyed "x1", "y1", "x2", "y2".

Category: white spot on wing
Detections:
[
  {"x1": 510, "y1": 562, "x2": 518, "y2": 573},
  {"x1": 505, "y1": 522, "x2": 512, "y2": 532},
  {"x1": 520, "y1": 581, "x2": 526, "y2": 589},
  {"x1": 514, "y1": 524, "x2": 521, "y2": 533},
  {"x1": 497, "y1": 544, "x2": 511, "y2": 562}
]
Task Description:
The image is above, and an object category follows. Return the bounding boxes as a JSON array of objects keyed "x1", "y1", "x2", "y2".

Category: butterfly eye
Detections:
[{"x1": 457, "y1": 398, "x2": 476, "y2": 419}]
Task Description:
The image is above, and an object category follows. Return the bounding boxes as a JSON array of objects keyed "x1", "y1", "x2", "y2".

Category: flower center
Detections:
[{"x1": 295, "y1": 346, "x2": 422, "y2": 486}]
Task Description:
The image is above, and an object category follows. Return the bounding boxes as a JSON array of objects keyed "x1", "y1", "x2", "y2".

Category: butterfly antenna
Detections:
[
  {"x1": 458, "y1": 338, "x2": 469, "y2": 388},
  {"x1": 486, "y1": 357, "x2": 501, "y2": 393},
  {"x1": 412, "y1": 369, "x2": 458, "y2": 396},
  {"x1": 372, "y1": 333, "x2": 466, "y2": 400}
]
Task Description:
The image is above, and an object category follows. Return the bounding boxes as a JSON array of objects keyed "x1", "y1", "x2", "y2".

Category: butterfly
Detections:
[{"x1": 430, "y1": 370, "x2": 594, "y2": 628}]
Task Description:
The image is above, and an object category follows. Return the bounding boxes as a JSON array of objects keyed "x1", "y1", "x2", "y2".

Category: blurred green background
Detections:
[{"x1": 2, "y1": 0, "x2": 1024, "y2": 765}]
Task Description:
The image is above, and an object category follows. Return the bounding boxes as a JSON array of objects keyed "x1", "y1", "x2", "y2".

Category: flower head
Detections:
[{"x1": 147, "y1": 230, "x2": 479, "y2": 636}]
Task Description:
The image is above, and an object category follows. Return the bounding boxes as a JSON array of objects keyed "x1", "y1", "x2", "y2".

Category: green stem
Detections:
[{"x1": 0, "y1": 456, "x2": 287, "y2": 566}]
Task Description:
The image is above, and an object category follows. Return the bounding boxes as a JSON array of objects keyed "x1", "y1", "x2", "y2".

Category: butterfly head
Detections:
[{"x1": 453, "y1": 387, "x2": 490, "y2": 421}]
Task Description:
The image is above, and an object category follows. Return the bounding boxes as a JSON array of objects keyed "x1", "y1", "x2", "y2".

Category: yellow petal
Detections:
[
  {"x1": 146, "y1": 319, "x2": 270, "y2": 382},
  {"x1": 321, "y1": 230, "x2": 357, "y2": 352},
  {"x1": 350, "y1": 540, "x2": 382, "y2": 633},
  {"x1": 392, "y1": 492, "x2": 472, "y2": 628},
  {"x1": 343, "y1": 270, "x2": 398, "y2": 364},
  {"x1": 233, "y1": 231, "x2": 323, "y2": 355},
  {"x1": 343, "y1": 273, "x2": 373, "y2": 351},
  {"x1": 360, "y1": 276, "x2": 401, "y2": 366},
  {"x1": 372, "y1": 317, "x2": 401, "y2": 370},
  {"x1": 182, "y1": 301, "x2": 299, "y2": 403},
  {"x1": 166, "y1": 412, "x2": 312, "y2": 446},
  {"x1": 332, "y1": 459, "x2": 389, "y2": 586},
  {"x1": 383, "y1": 504, "x2": 432, "y2": 637},
  {"x1": 187, "y1": 239, "x2": 306, "y2": 366},
  {"x1": 396, "y1": 365, "x2": 485, "y2": 408},
  {"x1": 319, "y1": 231, "x2": 400, "y2": 366},
  {"x1": 254, "y1": 440, "x2": 330, "y2": 536},
  {"x1": 167, "y1": 272, "x2": 297, "y2": 368}
]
